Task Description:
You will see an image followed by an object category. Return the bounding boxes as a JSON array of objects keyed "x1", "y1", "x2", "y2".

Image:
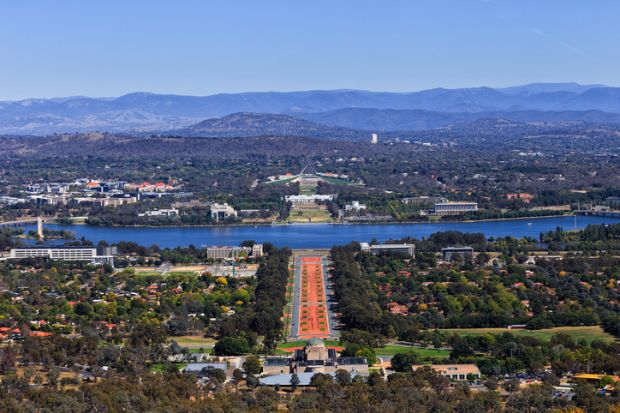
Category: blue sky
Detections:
[{"x1": 0, "y1": 1, "x2": 617, "y2": 99}]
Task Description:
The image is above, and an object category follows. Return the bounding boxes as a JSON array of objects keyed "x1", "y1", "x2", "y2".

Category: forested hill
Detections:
[
  {"x1": 177, "y1": 112, "x2": 367, "y2": 139},
  {"x1": 0, "y1": 133, "x2": 369, "y2": 159}
]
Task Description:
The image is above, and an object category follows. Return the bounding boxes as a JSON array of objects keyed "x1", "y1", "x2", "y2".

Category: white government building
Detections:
[
  {"x1": 284, "y1": 194, "x2": 334, "y2": 204},
  {"x1": 8, "y1": 246, "x2": 116, "y2": 266},
  {"x1": 433, "y1": 202, "x2": 478, "y2": 215},
  {"x1": 360, "y1": 243, "x2": 415, "y2": 257}
]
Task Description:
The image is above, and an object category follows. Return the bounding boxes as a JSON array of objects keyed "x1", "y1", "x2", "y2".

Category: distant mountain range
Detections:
[
  {"x1": 291, "y1": 108, "x2": 620, "y2": 132},
  {"x1": 2, "y1": 83, "x2": 620, "y2": 135}
]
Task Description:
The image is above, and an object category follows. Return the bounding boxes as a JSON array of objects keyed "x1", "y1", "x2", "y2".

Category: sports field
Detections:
[
  {"x1": 441, "y1": 326, "x2": 615, "y2": 343},
  {"x1": 169, "y1": 336, "x2": 215, "y2": 352},
  {"x1": 297, "y1": 257, "x2": 331, "y2": 339}
]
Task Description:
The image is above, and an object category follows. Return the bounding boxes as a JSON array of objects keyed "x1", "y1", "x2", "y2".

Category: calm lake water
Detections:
[{"x1": 23, "y1": 215, "x2": 620, "y2": 249}]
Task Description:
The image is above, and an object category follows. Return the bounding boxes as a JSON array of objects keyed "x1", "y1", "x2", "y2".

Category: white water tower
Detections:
[{"x1": 371, "y1": 133, "x2": 378, "y2": 144}]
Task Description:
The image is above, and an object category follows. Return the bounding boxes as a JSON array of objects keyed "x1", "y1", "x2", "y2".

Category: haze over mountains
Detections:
[{"x1": 2, "y1": 83, "x2": 620, "y2": 135}]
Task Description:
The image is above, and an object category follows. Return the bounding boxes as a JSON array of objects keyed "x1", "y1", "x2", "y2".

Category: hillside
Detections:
[{"x1": 177, "y1": 112, "x2": 366, "y2": 139}]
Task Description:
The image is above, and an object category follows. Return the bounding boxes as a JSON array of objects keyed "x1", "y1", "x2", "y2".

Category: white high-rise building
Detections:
[{"x1": 371, "y1": 133, "x2": 378, "y2": 144}]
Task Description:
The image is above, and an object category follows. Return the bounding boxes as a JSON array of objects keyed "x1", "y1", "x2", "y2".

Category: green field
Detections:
[
  {"x1": 374, "y1": 345, "x2": 451, "y2": 359},
  {"x1": 170, "y1": 336, "x2": 216, "y2": 349},
  {"x1": 440, "y1": 326, "x2": 615, "y2": 343},
  {"x1": 151, "y1": 363, "x2": 187, "y2": 373},
  {"x1": 320, "y1": 176, "x2": 362, "y2": 186},
  {"x1": 167, "y1": 271, "x2": 199, "y2": 277},
  {"x1": 299, "y1": 183, "x2": 318, "y2": 195}
]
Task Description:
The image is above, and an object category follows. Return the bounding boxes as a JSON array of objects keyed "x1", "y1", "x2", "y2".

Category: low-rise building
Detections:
[
  {"x1": 206, "y1": 246, "x2": 250, "y2": 260},
  {"x1": 360, "y1": 242, "x2": 415, "y2": 257},
  {"x1": 125, "y1": 181, "x2": 176, "y2": 193},
  {"x1": 285, "y1": 194, "x2": 335, "y2": 204},
  {"x1": 262, "y1": 339, "x2": 368, "y2": 378},
  {"x1": 442, "y1": 246, "x2": 474, "y2": 261},
  {"x1": 28, "y1": 194, "x2": 65, "y2": 205},
  {"x1": 433, "y1": 202, "x2": 478, "y2": 215},
  {"x1": 209, "y1": 203, "x2": 237, "y2": 221},
  {"x1": 182, "y1": 362, "x2": 228, "y2": 376},
  {"x1": 0, "y1": 196, "x2": 26, "y2": 205},
  {"x1": 9, "y1": 246, "x2": 116, "y2": 266},
  {"x1": 411, "y1": 364, "x2": 481, "y2": 381},
  {"x1": 608, "y1": 197, "x2": 620, "y2": 209},
  {"x1": 262, "y1": 357, "x2": 290, "y2": 375},
  {"x1": 401, "y1": 196, "x2": 447, "y2": 205},
  {"x1": 205, "y1": 244, "x2": 263, "y2": 260},
  {"x1": 75, "y1": 196, "x2": 137, "y2": 207},
  {"x1": 252, "y1": 243, "x2": 264, "y2": 258},
  {"x1": 344, "y1": 201, "x2": 367, "y2": 212},
  {"x1": 138, "y1": 209, "x2": 179, "y2": 217}
]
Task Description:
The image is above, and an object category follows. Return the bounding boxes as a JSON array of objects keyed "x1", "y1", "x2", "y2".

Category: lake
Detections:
[{"x1": 22, "y1": 215, "x2": 620, "y2": 249}]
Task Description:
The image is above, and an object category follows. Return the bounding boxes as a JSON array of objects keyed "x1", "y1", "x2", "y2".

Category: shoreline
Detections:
[{"x1": 48, "y1": 213, "x2": 577, "y2": 229}]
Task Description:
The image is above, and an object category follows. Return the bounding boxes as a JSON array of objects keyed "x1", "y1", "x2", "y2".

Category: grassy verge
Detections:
[
  {"x1": 277, "y1": 339, "x2": 341, "y2": 349},
  {"x1": 167, "y1": 271, "x2": 199, "y2": 277},
  {"x1": 282, "y1": 266, "x2": 295, "y2": 339},
  {"x1": 133, "y1": 271, "x2": 163, "y2": 277},
  {"x1": 440, "y1": 326, "x2": 615, "y2": 343},
  {"x1": 150, "y1": 362, "x2": 187, "y2": 373}
]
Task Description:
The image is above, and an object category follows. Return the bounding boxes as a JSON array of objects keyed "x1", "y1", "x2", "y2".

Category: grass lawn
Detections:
[
  {"x1": 374, "y1": 345, "x2": 451, "y2": 359},
  {"x1": 299, "y1": 185, "x2": 317, "y2": 195},
  {"x1": 277, "y1": 340, "x2": 341, "y2": 349},
  {"x1": 150, "y1": 363, "x2": 187, "y2": 373},
  {"x1": 171, "y1": 336, "x2": 216, "y2": 349},
  {"x1": 288, "y1": 209, "x2": 332, "y2": 223},
  {"x1": 167, "y1": 271, "x2": 199, "y2": 277},
  {"x1": 133, "y1": 271, "x2": 162, "y2": 277},
  {"x1": 187, "y1": 347, "x2": 212, "y2": 354},
  {"x1": 440, "y1": 326, "x2": 615, "y2": 343}
]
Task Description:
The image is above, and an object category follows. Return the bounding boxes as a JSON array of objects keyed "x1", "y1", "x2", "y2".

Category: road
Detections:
[{"x1": 287, "y1": 251, "x2": 339, "y2": 340}]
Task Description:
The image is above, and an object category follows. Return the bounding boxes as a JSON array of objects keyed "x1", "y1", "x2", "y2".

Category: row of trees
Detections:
[{"x1": 250, "y1": 247, "x2": 291, "y2": 351}]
